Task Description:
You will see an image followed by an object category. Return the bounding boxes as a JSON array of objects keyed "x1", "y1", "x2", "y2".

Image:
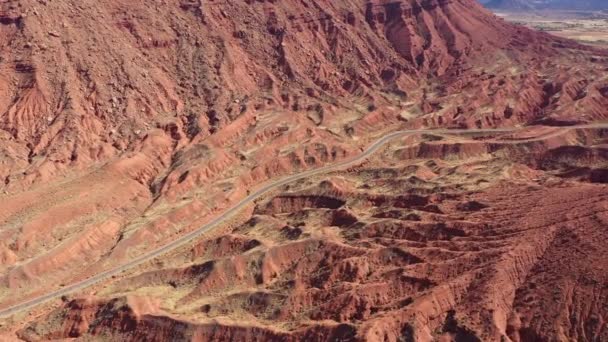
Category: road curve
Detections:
[{"x1": 0, "y1": 124, "x2": 606, "y2": 318}]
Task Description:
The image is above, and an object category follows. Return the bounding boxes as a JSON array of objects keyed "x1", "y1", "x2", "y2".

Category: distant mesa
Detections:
[
  {"x1": 482, "y1": 0, "x2": 535, "y2": 10},
  {"x1": 481, "y1": 0, "x2": 608, "y2": 10}
]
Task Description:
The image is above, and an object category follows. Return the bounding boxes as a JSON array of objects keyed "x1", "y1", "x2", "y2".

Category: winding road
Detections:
[{"x1": 0, "y1": 124, "x2": 606, "y2": 318}]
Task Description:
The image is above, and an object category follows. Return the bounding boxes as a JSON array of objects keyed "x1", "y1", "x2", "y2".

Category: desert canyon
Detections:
[{"x1": 0, "y1": 0, "x2": 607, "y2": 341}]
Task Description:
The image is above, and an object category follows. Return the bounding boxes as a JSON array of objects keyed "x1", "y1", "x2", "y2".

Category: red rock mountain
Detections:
[
  {"x1": 0, "y1": 0, "x2": 607, "y2": 341},
  {"x1": 1, "y1": 0, "x2": 605, "y2": 190}
]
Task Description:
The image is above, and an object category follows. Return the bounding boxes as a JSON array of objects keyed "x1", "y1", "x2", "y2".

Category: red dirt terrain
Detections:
[{"x1": 0, "y1": 0, "x2": 607, "y2": 341}]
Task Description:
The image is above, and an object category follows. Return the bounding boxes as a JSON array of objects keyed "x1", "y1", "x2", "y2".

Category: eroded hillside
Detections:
[{"x1": 0, "y1": 0, "x2": 607, "y2": 341}]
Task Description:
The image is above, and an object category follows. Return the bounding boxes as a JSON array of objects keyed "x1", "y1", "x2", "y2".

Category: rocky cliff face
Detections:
[
  {"x1": 0, "y1": 0, "x2": 607, "y2": 341},
  {"x1": 1, "y1": 0, "x2": 604, "y2": 191}
]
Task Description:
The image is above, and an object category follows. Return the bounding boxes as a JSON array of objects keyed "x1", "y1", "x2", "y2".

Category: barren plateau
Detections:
[{"x1": 496, "y1": 10, "x2": 608, "y2": 47}]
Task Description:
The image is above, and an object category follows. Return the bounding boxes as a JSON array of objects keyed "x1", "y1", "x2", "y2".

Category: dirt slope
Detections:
[
  {"x1": 15, "y1": 126, "x2": 608, "y2": 341},
  {"x1": 0, "y1": 0, "x2": 607, "y2": 341}
]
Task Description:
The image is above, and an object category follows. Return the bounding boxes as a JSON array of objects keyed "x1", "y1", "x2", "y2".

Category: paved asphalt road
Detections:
[{"x1": 0, "y1": 124, "x2": 605, "y2": 318}]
